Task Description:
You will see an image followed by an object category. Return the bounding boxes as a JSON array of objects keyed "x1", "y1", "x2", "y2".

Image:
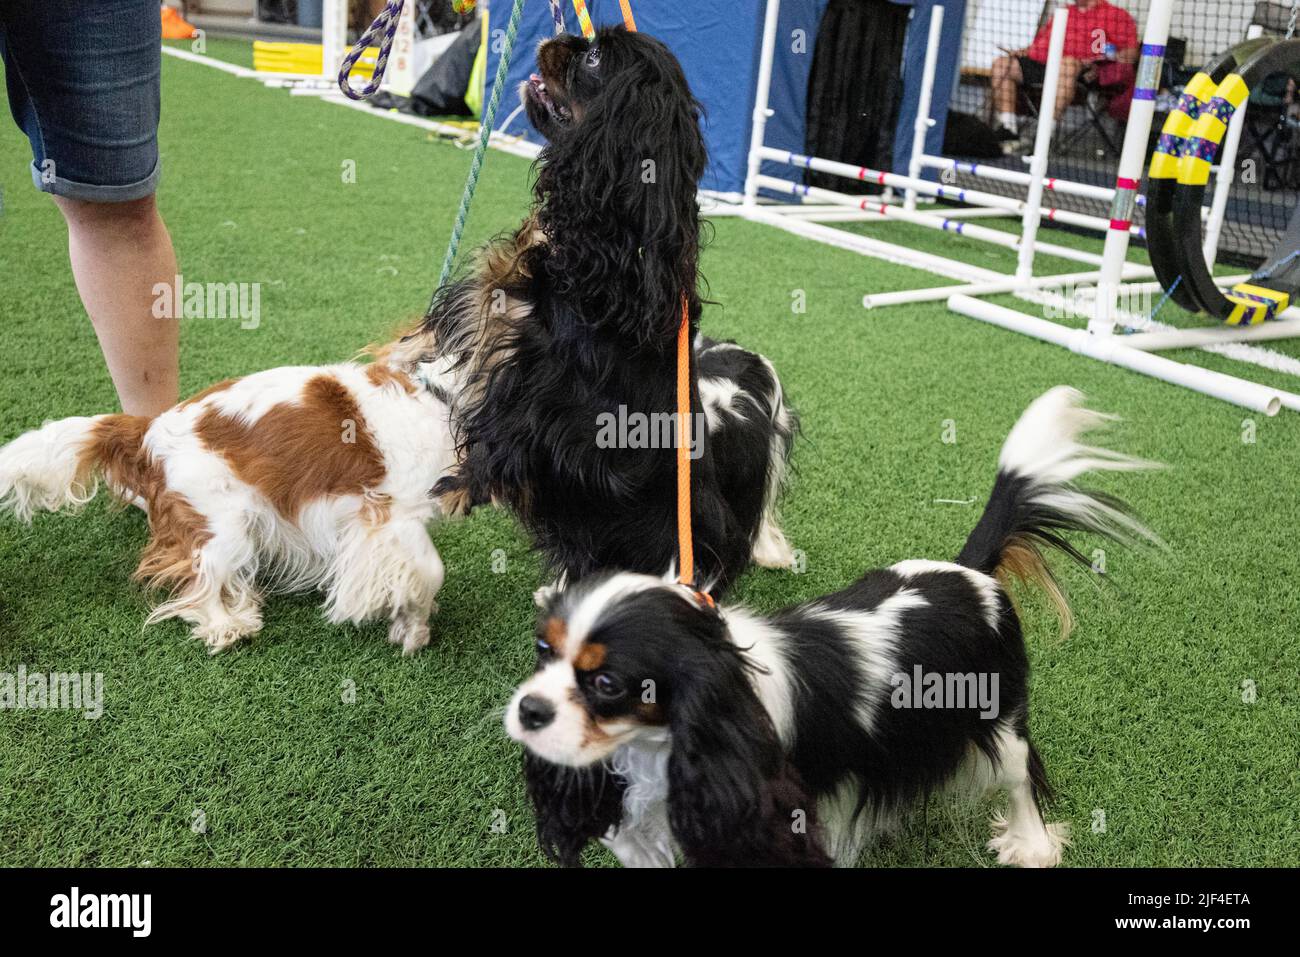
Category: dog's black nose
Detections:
[{"x1": 518, "y1": 694, "x2": 555, "y2": 731}]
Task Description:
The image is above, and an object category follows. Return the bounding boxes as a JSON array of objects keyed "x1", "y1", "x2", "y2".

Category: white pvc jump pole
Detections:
[
  {"x1": 745, "y1": 206, "x2": 996, "y2": 284},
  {"x1": 1090, "y1": 0, "x2": 1175, "y2": 335},
  {"x1": 950, "y1": 295, "x2": 1286, "y2": 415},
  {"x1": 863, "y1": 266, "x2": 1157, "y2": 309},
  {"x1": 743, "y1": 0, "x2": 783, "y2": 209},
  {"x1": 321, "y1": 0, "x2": 348, "y2": 81},
  {"x1": 767, "y1": 148, "x2": 1136, "y2": 237},
  {"x1": 905, "y1": 6, "x2": 945, "y2": 213},
  {"x1": 917, "y1": 156, "x2": 1118, "y2": 204},
  {"x1": 756, "y1": 174, "x2": 1108, "y2": 267},
  {"x1": 749, "y1": 194, "x2": 1157, "y2": 315},
  {"x1": 1018, "y1": 4, "x2": 1070, "y2": 281},
  {"x1": 1123, "y1": 318, "x2": 1300, "y2": 352},
  {"x1": 918, "y1": 156, "x2": 1212, "y2": 226},
  {"x1": 1203, "y1": 100, "x2": 1248, "y2": 271}
]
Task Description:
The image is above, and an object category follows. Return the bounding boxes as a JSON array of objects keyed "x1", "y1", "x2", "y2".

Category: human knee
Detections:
[{"x1": 54, "y1": 193, "x2": 160, "y2": 232}]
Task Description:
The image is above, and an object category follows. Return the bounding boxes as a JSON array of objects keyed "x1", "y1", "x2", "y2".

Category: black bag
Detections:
[
  {"x1": 405, "y1": 20, "x2": 481, "y2": 117},
  {"x1": 943, "y1": 111, "x2": 1005, "y2": 160}
]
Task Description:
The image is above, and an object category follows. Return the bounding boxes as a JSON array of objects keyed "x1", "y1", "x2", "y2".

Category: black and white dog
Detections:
[
  {"x1": 389, "y1": 27, "x2": 795, "y2": 595},
  {"x1": 506, "y1": 388, "x2": 1159, "y2": 867}
]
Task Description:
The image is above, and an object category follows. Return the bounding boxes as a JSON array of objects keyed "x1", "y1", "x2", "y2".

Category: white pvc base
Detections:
[
  {"x1": 862, "y1": 267, "x2": 1155, "y2": 309},
  {"x1": 949, "y1": 296, "x2": 1294, "y2": 415},
  {"x1": 1122, "y1": 318, "x2": 1300, "y2": 352}
]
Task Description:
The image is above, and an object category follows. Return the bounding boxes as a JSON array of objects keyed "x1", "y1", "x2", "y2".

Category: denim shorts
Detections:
[{"x1": 0, "y1": 0, "x2": 162, "y2": 202}]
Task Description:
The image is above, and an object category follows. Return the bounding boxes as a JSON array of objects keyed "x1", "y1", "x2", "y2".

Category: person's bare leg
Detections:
[
  {"x1": 53, "y1": 194, "x2": 179, "y2": 417},
  {"x1": 1054, "y1": 58, "x2": 1086, "y2": 120},
  {"x1": 991, "y1": 56, "x2": 1024, "y2": 116}
]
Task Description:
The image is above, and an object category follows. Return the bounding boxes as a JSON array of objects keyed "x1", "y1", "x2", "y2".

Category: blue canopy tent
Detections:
[{"x1": 483, "y1": 0, "x2": 967, "y2": 196}]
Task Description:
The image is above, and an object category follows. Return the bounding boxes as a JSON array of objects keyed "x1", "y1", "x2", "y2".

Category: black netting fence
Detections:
[{"x1": 946, "y1": 0, "x2": 1299, "y2": 266}]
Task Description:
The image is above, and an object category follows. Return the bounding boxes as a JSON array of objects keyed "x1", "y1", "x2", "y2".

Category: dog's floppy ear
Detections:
[
  {"x1": 524, "y1": 751, "x2": 626, "y2": 867},
  {"x1": 537, "y1": 36, "x2": 706, "y2": 344},
  {"x1": 665, "y1": 637, "x2": 830, "y2": 867}
]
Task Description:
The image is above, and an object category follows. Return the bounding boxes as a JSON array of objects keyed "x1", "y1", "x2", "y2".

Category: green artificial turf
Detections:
[{"x1": 0, "y1": 40, "x2": 1296, "y2": 868}]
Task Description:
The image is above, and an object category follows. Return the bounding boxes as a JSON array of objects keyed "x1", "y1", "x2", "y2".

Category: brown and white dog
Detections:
[{"x1": 0, "y1": 359, "x2": 455, "y2": 654}]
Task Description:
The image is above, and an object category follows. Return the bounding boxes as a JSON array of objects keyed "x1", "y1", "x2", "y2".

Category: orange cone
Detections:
[{"x1": 161, "y1": 4, "x2": 198, "y2": 40}]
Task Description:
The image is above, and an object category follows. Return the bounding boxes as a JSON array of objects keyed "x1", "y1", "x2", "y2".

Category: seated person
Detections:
[{"x1": 990, "y1": 0, "x2": 1139, "y2": 146}]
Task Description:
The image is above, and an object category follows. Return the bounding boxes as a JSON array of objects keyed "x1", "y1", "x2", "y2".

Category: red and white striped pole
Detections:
[{"x1": 1089, "y1": 0, "x2": 1175, "y2": 335}]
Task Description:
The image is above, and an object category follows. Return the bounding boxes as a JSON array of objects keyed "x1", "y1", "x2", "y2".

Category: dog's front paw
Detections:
[
  {"x1": 987, "y1": 813, "x2": 1070, "y2": 868},
  {"x1": 389, "y1": 612, "x2": 432, "y2": 656}
]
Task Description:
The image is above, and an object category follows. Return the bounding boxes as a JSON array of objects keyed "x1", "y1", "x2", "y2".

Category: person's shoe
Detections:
[
  {"x1": 161, "y1": 4, "x2": 198, "y2": 40},
  {"x1": 996, "y1": 127, "x2": 1023, "y2": 156}
]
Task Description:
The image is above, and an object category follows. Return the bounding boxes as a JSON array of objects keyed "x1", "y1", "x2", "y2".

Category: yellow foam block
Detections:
[
  {"x1": 1226, "y1": 300, "x2": 1269, "y2": 326},
  {"x1": 252, "y1": 42, "x2": 378, "y2": 75},
  {"x1": 1225, "y1": 283, "x2": 1290, "y2": 326}
]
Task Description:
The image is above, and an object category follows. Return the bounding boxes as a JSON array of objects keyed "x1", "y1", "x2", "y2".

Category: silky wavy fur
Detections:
[{"x1": 388, "y1": 26, "x2": 795, "y2": 596}]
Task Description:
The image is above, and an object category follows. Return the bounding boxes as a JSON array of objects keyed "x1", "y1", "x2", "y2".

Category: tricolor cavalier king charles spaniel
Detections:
[
  {"x1": 507, "y1": 388, "x2": 1159, "y2": 867},
  {"x1": 0, "y1": 359, "x2": 455, "y2": 654},
  {"x1": 388, "y1": 26, "x2": 797, "y2": 596}
]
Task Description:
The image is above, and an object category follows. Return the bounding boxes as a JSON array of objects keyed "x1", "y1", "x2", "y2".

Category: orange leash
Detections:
[
  {"x1": 674, "y1": 294, "x2": 711, "y2": 605},
  {"x1": 569, "y1": 0, "x2": 634, "y2": 37},
  {"x1": 573, "y1": 1, "x2": 698, "y2": 598},
  {"x1": 618, "y1": 0, "x2": 637, "y2": 31},
  {"x1": 675, "y1": 294, "x2": 694, "y2": 588}
]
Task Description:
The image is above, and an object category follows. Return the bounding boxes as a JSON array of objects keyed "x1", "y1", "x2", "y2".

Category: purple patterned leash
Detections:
[
  {"x1": 341, "y1": 1, "x2": 567, "y2": 101},
  {"x1": 338, "y1": 0, "x2": 406, "y2": 100}
]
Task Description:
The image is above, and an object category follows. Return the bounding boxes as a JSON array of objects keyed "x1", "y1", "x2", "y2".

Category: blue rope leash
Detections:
[
  {"x1": 1121, "y1": 275, "x2": 1182, "y2": 334},
  {"x1": 1253, "y1": 249, "x2": 1300, "y2": 281},
  {"x1": 1147, "y1": 274, "x2": 1182, "y2": 323}
]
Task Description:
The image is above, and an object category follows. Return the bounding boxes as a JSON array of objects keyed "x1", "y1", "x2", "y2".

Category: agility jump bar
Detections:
[{"x1": 760, "y1": 149, "x2": 1140, "y2": 250}]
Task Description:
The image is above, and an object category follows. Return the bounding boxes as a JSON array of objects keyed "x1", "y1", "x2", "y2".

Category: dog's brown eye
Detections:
[
  {"x1": 591, "y1": 672, "x2": 624, "y2": 697},
  {"x1": 585, "y1": 47, "x2": 601, "y2": 68},
  {"x1": 536, "y1": 638, "x2": 552, "y2": 655}
]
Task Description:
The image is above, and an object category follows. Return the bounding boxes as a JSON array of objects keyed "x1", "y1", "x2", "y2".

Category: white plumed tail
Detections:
[
  {"x1": 996, "y1": 386, "x2": 1163, "y2": 551},
  {"x1": 998, "y1": 386, "x2": 1156, "y2": 487},
  {"x1": 957, "y1": 387, "x2": 1163, "y2": 638},
  {"x1": 0, "y1": 417, "x2": 109, "y2": 522}
]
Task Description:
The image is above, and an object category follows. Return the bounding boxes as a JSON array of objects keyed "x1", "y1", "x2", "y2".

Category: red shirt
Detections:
[{"x1": 1027, "y1": 1, "x2": 1138, "y2": 63}]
